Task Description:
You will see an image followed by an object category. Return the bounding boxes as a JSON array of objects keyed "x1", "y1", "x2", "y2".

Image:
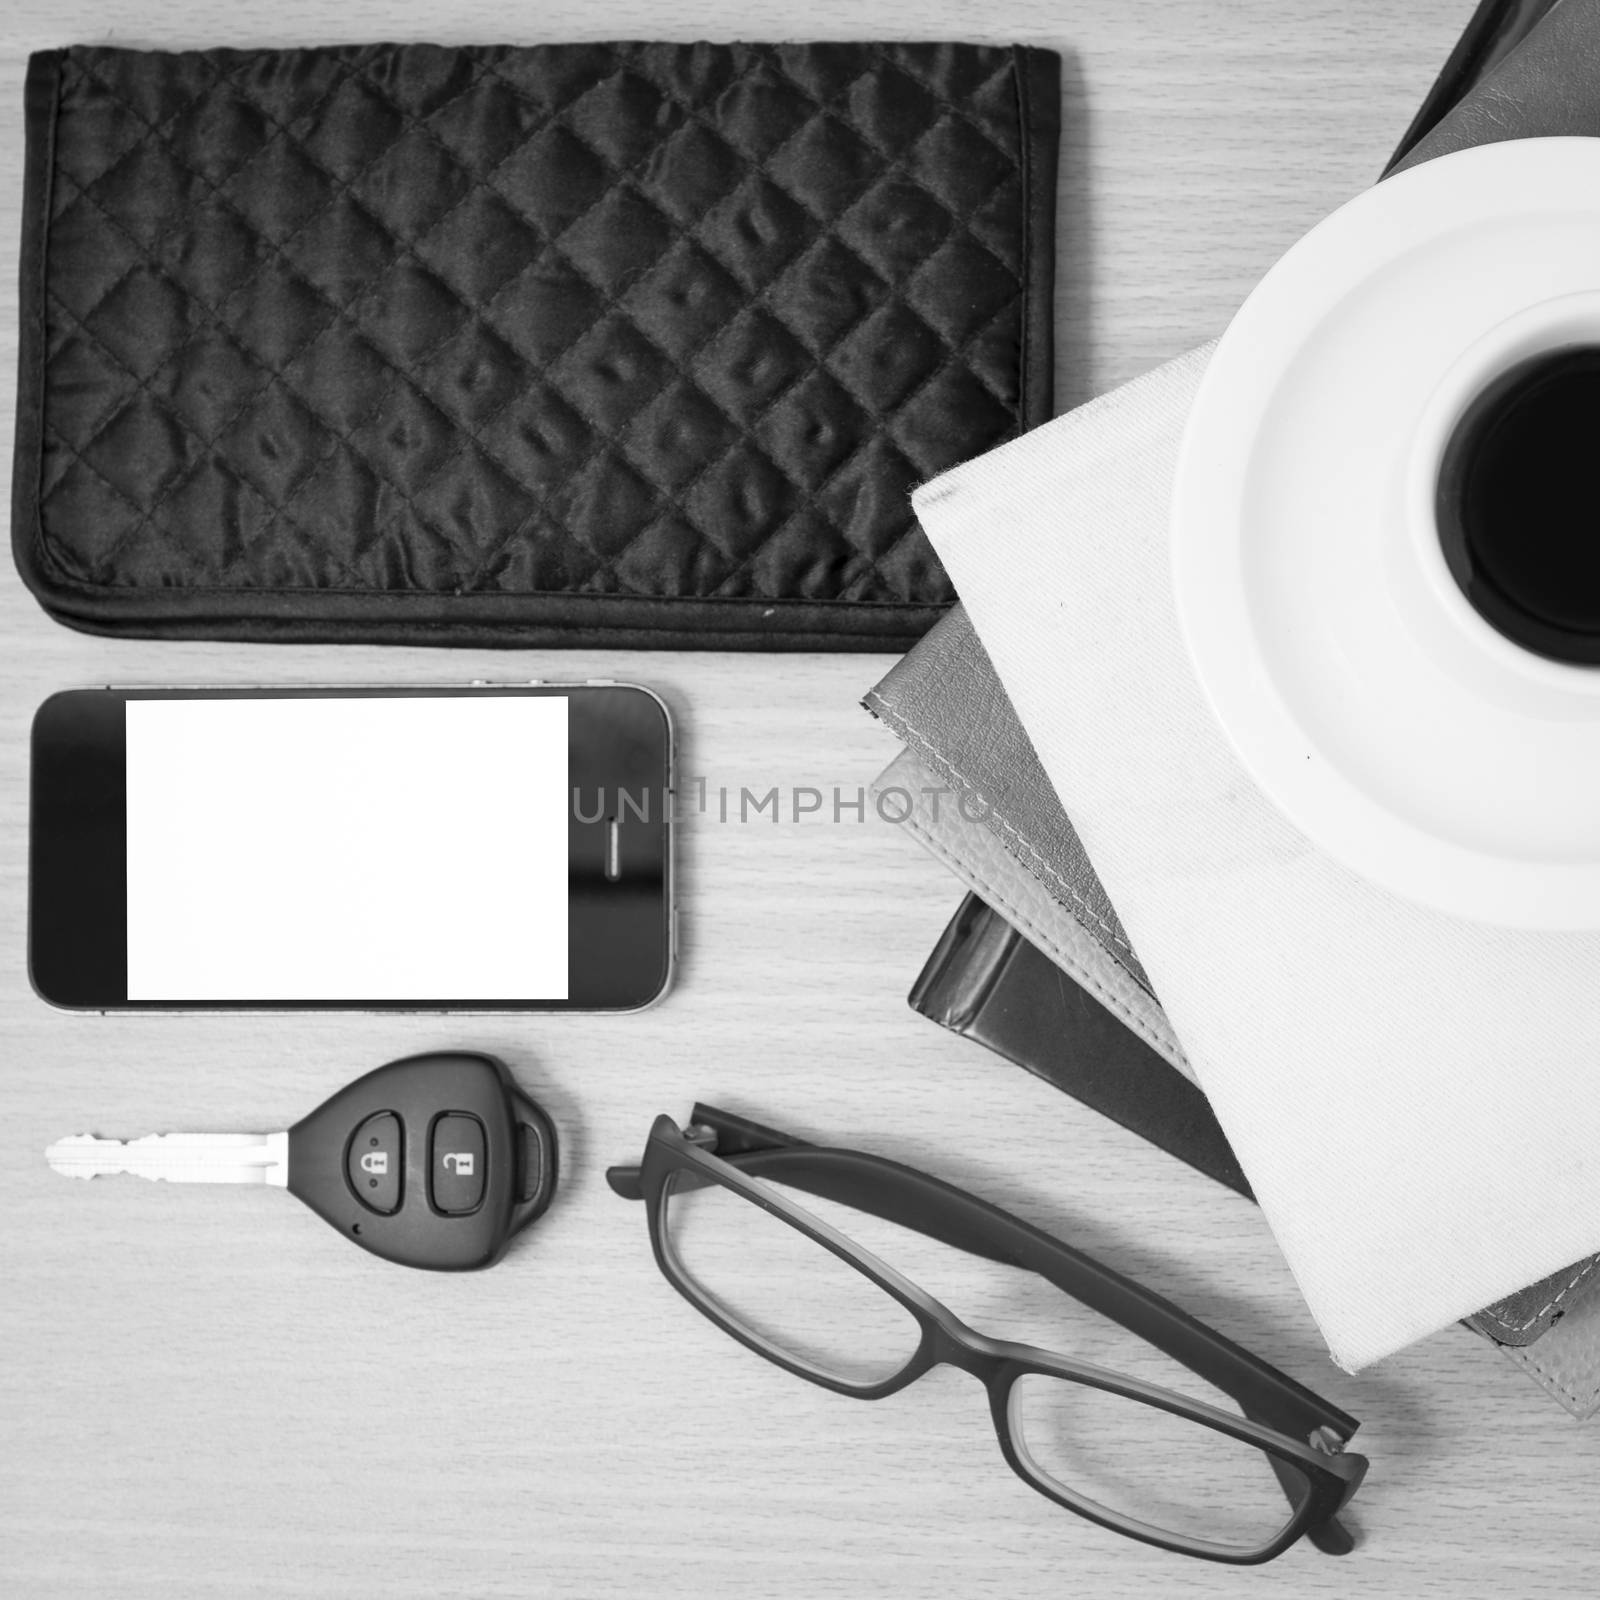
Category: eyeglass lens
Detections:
[
  {"x1": 661, "y1": 1167, "x2": 922, "y2": 1387},
  {"x1": 1007, "y1": 1372, "x2": 1308, "y2": 1551}
]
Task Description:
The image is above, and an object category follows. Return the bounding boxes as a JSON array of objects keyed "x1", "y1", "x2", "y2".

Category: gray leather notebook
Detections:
[{"x1": 864, "y1": 606, "x2": 1187, "y2": 1080}]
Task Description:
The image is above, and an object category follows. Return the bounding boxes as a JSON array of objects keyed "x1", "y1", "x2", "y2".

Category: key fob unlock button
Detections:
[
  {"x1": 431, "y1": 1114, "x2": 486, "y2": 1214},
  {"x1": 347, "y1": 1112, "x2": 402, "y2": 1215}
]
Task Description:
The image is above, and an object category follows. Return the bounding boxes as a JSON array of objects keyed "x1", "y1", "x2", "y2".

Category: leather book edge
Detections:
[
  {"x1": 911, "y1": 893, "x2": 1252, "y2": 1198},
  {"x1": 1385, "y1": 0, "x2": 1561, "y2": 173}
]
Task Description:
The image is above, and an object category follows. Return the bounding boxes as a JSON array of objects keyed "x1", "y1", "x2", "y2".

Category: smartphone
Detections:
[{"x1": 29, "y1": 684, "x2": 673, "y2": 1011}]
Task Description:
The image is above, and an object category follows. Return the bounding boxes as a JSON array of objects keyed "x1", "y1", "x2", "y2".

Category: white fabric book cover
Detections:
[{"x1": 913, "y1": 344, "x2": 1600, "y2": 1371}]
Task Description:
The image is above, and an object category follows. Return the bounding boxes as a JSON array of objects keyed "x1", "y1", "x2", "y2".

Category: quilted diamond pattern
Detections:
[{"x1": 18, "y1": 41, "x2": 1057, "y2": 646}]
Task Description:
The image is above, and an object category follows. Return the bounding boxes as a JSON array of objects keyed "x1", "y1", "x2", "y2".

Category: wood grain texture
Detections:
[{"x1": 9, "y1": 2, "x2": 1600, "y2": 1595}]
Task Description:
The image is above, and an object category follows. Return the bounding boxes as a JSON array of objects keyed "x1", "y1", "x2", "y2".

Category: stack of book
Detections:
[{"x1": 863, "y1": 0, "x2": 1600, "y2": 1410}]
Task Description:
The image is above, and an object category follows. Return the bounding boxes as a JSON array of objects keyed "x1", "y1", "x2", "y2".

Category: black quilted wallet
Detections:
[{"x1": 14, "y1": 41, "x2": 1058, "y2": 650}]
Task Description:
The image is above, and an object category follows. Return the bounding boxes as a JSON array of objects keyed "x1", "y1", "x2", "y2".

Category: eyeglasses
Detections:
[{"x1": 607, "y1": 1104, "x2": 1368, "y2": 1565}]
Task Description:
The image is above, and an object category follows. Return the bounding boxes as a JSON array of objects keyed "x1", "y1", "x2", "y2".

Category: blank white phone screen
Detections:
[{"x1": 125, "y1": 696, "x2": 569, "y2": 1001}]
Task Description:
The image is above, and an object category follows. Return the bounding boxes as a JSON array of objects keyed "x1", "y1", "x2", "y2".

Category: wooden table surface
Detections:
[{"x1": 8, "y1": 2, "x2": 1600, "y2": 1595}]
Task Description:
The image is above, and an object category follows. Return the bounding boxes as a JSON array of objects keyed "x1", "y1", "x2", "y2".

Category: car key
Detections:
[{"x1": 44, "y1": 1051, "x2": 558, "y2": 1271}]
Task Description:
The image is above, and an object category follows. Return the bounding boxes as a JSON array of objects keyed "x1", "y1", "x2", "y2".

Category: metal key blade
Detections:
[{"x1": 45, "y1": 1131, "x2": 289, "y2": 1186}]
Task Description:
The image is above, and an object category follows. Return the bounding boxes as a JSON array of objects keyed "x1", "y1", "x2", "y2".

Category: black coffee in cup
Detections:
[{"x1": 1436, "y1": 346, "x2": 1600, "y2": 664}]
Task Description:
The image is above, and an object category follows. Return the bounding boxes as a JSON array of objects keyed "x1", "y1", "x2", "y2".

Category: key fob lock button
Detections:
[
  {"x1": 347, "y1": 1112, "x2": 403, "y2": 1215},
  {"x1": 431, "y1": 1114, "x2": 486, "y2": 1214}
]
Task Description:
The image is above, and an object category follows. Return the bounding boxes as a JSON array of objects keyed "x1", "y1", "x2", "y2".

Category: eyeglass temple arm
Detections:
[{"x1": 605, "y1": 1103, "x2": 810, "y2": 1200}]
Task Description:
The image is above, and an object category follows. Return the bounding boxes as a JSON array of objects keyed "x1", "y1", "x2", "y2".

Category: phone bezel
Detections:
[{"x1": 28, "y1": 683, "x2": 674, "y2": 1013}]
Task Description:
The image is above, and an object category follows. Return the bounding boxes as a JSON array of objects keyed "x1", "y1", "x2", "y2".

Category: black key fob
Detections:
[{"x1": 287, "y1": 1052, "x2": 558, "y2": 1270}]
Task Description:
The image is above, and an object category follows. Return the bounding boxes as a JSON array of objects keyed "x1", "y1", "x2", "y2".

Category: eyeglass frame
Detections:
[{"x1": 607, "y1": 1104, "x2": 1368, "y2": 1567}]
